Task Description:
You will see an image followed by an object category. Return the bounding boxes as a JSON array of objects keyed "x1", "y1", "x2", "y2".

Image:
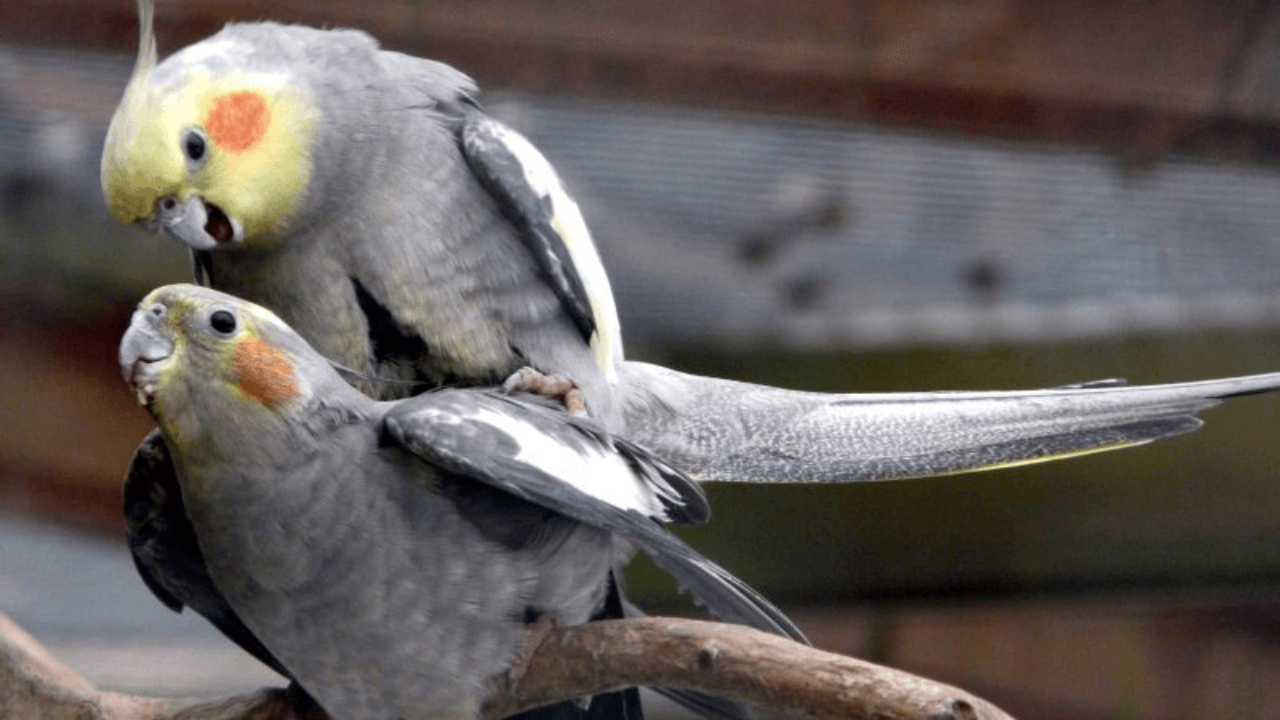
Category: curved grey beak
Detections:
[
  {"x1": 149, "y1": 195, "x2": 241, "y2": 250},
  {"x1": 121, "y1": 302, "x2": 175, "y2": 407}
]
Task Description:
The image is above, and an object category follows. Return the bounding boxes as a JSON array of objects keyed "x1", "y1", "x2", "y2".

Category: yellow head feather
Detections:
[
  {"x1": 101, "y1": 0, "x2": 172, "y2": 224},
  {"x1": 134, "y1": 0, "x2": 157, "y2": 78},
  {"x1": 102, "y1": 0, "x2": 319, "y2": 243}
]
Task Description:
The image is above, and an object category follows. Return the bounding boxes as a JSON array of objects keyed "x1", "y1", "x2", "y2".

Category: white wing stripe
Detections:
[
  {"x1": 465, "y1": 405, "x2": 664, "y2": 518},
  {"x1": 489, "y1": 123, "x2": 623, "y2": 380}
]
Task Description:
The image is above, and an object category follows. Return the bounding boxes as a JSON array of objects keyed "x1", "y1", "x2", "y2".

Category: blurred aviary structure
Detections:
[{"x1": 5, "y1": 2, "x2": 1280, "y2": 719}]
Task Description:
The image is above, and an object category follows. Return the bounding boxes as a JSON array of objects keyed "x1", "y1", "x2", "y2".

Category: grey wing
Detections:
[
  {"x1": 390, "y1": 389, "x2": 709, "y2": 525},
  {"x1": 382, "y1": 390, "x2": 806, "y2": 642},
  {"x1": 617, "y1": 362, "x2": 1280, "y2": 483},
  {"x1": 123, "y1": 429, "x2": 296, "y2": 681},
  {"x1": 459, "y1": 104, "x2": 597, "y2": 343}
]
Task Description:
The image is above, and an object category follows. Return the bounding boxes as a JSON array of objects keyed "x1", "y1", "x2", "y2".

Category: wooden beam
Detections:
[
  {"x1": 4, "y1": 0, "x2": 1280, "y2": 164},
  {"x1": 0, "y1": 297, "x2": 153, "y2": 536}
]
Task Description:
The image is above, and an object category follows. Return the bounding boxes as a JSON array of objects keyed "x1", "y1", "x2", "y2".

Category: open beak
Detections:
[
  {"x1": 147, "y1": 195, "x2": 241, "y2": 250},
  {"x1": 120, "y1": 302, "x2": 176, "y2": 408}
]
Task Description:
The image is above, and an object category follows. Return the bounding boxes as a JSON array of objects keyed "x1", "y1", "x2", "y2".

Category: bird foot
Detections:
[{"x1": 501, "y1": 367, "x2": 587, "y2": 415}]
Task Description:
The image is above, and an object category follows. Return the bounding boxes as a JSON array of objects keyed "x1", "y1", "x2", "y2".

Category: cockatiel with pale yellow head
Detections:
[
  {"x1": 103, "y1": 0, "x2": 1280, "y2": 486},
  {"x1": 103, "y1": 0, "x2": 621, "y2": 418}
]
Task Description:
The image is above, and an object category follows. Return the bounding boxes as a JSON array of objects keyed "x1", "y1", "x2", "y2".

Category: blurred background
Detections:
[{"x1": 5, "y1": 1, "x2": 1280, "y2": 717}]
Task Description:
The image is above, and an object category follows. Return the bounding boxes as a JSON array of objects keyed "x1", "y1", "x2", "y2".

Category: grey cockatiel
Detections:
[
  {"x1": 99, "y1": 0, "x2": 1280, "y2": 478},
  {"x1": 120, "y1": 284, "x2": 805, "y2": 720},
  {"x1": 101, "y1": 0, "x2": 619, "y2": 412}
]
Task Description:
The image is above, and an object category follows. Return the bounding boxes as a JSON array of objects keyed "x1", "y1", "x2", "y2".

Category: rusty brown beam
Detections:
[
  {"x1": 1, "y1": 293, "x2": 152, "y2": 536},
  {"x1": 4, "y1": 0, "x2": 1280, "y2": 165}
]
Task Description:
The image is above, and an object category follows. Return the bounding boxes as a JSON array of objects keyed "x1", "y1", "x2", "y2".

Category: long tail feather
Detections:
[{"x1": 618, "y1": 362, "x2": 1280, "y2": 483}]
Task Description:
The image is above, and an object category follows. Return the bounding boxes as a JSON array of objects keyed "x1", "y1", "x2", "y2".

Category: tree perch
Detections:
[{"x1": 0, "y1": 609, "x2": 1014, "y2": 720}]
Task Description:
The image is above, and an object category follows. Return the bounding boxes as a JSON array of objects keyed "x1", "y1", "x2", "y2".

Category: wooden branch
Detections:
[
  {"x1": 0, "y1": 609, "x2": 1014, "y2": 720},
  {"x1": 486, "y1": 617, "x2": 1013, "y2": 720}
]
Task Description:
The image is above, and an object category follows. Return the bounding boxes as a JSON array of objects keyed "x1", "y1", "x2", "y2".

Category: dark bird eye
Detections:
[
  {"x1": 209, "y1": 309, "x2": 237, "y2": 334},
  {"x1": 184, "y1": 130, "x2": 207, "y2": 162}
]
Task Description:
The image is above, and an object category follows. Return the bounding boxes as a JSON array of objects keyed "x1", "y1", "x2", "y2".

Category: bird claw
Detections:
[{"x1": 501, "y1": 367, "x2": 587, "y2": 415}]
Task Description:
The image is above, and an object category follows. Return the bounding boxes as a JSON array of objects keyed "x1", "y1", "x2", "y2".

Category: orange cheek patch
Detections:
[
  {"x1": 233, "y1": 338, "x2": 299, "y2": 408},
  {"x1": 206, "y1": 91, "x2": 269, "y2": 153}
]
